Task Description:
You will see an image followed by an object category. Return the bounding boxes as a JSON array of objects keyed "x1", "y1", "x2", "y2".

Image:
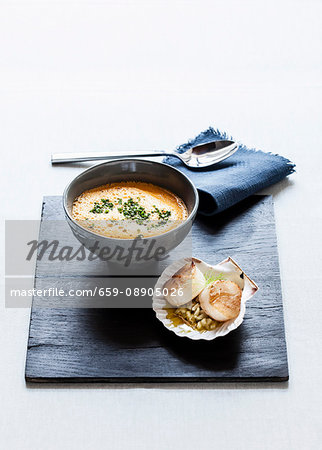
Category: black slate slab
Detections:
[{"x1": 25, "y1": 195, "x2": 289, "y2": 382}]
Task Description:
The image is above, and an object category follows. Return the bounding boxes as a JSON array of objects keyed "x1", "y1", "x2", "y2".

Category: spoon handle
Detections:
[{"x1": 51, "y1": 150, "x2": 171, "y2": 164}]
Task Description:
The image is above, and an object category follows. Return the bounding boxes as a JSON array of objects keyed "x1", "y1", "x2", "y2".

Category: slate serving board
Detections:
[{"x1": 25, "y1": 195, "x2": 289, "y2": 382}]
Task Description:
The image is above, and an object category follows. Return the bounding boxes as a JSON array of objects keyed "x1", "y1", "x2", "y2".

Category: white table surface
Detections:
[{"x1": 1, "y1": 1, "x2": 322, "y2": 449}]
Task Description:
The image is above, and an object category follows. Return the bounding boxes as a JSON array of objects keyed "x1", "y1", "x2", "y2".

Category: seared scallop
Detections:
[
  {"x1": 198, "y1": 279, "x2": 242, "y2": 321},
  {"x1": 163, "y1": 260, "x2": 205, "y2": 307}
]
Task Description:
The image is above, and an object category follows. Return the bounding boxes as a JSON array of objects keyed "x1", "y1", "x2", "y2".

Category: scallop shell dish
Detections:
[{"x1": 153, "y1": 257, "x2": 258, "y2": 341}]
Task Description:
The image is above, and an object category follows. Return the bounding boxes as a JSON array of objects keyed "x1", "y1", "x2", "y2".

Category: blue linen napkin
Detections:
[{"x1": 164, "y1": 127, "x2": 295, "y2": 215}]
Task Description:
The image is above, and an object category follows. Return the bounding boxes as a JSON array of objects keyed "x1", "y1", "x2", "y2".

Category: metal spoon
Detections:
[{"x1": 51, "y1": 139, "x2": 238, "y2": 169}]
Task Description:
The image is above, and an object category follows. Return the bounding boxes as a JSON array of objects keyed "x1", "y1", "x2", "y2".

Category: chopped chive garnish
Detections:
[{"x1": 90, "y1": 198, "x2": 114, "y2": 214}]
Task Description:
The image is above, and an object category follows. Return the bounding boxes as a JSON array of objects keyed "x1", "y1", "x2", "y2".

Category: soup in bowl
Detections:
[
  {"x1": 72, "y1": 181, "x2": 188, "y2": 239},
  {"x1": 63, "y1": 159, "x2": 198, "y2": 265}
]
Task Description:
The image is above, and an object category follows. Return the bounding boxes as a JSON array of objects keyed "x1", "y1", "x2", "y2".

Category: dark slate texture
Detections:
[{"x1": 25, "y1": 195, "x2": 288, "y2": 382}]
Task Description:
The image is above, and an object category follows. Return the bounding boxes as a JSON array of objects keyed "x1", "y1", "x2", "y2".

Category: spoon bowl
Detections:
[{"x1": 177, "y1": 140, "x2": 238, "y2": 168}]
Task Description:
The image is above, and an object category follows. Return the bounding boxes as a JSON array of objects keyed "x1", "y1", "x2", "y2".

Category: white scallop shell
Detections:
[{"x1": 153, "y1": 257, "x2": 258, "y2": 340}]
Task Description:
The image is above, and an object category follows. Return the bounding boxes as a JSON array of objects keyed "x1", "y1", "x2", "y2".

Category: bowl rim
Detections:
[{"x1": 63, "y1": 158, "x2": 199, "y2": 242}]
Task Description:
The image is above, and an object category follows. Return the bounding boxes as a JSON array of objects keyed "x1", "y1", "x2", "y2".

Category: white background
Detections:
[{"x1": 1, "y1": 1, "x2": 322, "y2": 449}]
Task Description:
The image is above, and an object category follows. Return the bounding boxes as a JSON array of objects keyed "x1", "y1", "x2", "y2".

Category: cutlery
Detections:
[{"x1": 51, "y1": 139, "x2": 238, "y2": 169}]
